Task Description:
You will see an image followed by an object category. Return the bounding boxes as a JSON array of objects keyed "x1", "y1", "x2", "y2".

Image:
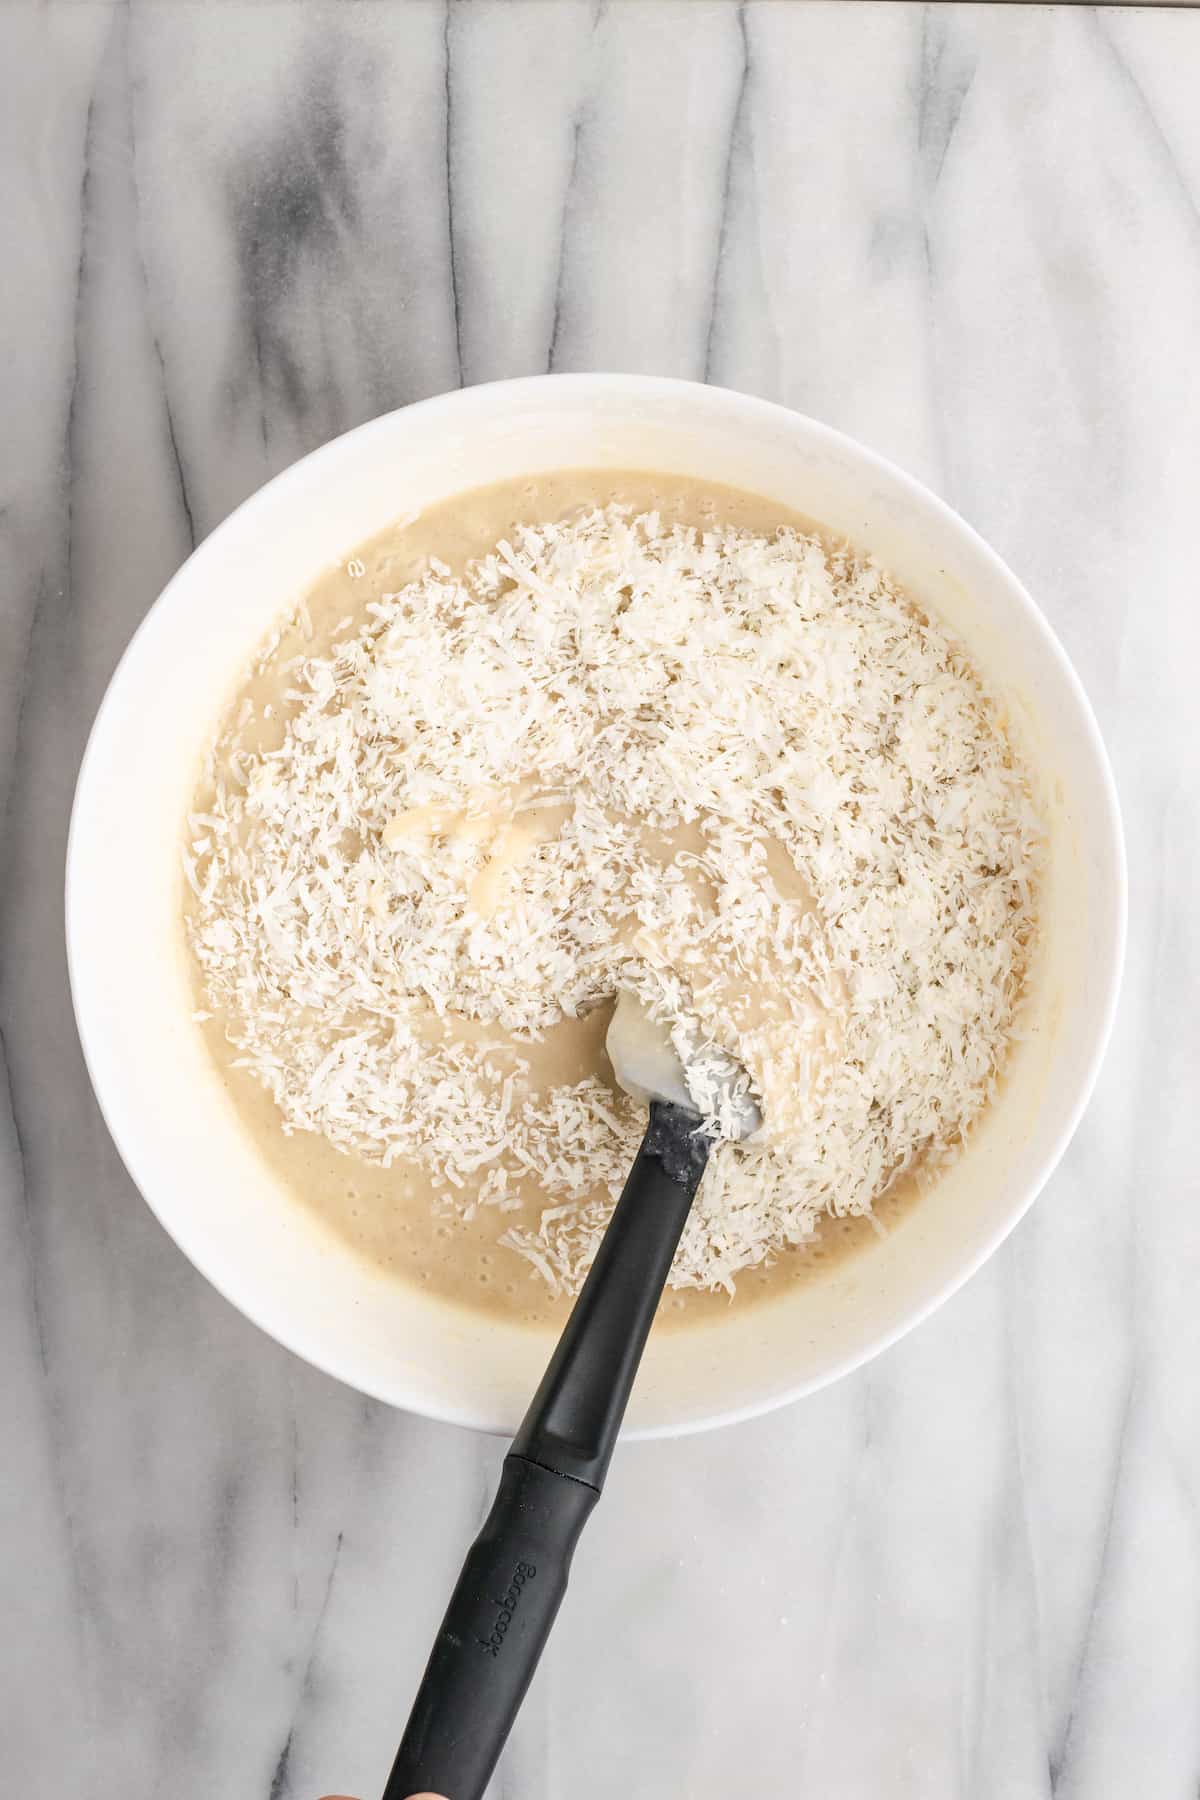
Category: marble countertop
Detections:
[{"x1": 2, "y1": 4, "x2": 1198, "y2": 1796}]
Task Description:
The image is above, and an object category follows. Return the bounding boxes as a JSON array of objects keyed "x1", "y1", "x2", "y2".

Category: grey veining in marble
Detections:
[{"x1": 2, "y1": 3, "x2": 1199, "y2": 1796}]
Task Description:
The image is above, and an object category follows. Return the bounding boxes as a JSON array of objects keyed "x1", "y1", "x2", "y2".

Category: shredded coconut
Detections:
[{"x1": 187, "y1": 506, "x2": 1041, "y2": 1295}]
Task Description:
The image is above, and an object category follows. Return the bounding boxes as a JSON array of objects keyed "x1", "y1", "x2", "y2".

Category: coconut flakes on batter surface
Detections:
[{"x1": 187, "y1": 506, "x2": 1041, "y2": 1295}]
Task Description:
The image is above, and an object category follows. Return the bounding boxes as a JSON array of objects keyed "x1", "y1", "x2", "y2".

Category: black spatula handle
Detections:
[
  {"x1": 383, "y1": 1103, "x2": 708, "y2": 1800},
  {"x1": 381, "y1": 1451, "x2": 595, "y2": 1800}
]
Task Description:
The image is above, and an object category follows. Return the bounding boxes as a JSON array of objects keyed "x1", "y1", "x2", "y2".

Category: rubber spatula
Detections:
[{"x1": 382, "y1": 993, "x2": 760, "y2": 1800}]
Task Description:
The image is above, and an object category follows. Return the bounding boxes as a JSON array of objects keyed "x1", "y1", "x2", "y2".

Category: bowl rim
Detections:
[{"x1": 66, "y1": 372, "x2": 1128, "y2": 1438}]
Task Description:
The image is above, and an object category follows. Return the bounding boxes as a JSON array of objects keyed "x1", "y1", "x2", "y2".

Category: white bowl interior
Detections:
[{"x1": 67, "y1": 376, "x2": 1124, "y2": 1436}]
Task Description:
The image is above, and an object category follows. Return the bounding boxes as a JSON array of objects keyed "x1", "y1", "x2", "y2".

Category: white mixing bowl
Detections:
[{"x1": 67, "y1": 375, "x2": 1125, "y2": 1437}]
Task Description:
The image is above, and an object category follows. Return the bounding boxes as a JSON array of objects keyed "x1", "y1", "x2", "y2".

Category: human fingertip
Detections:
[{"x1": 316, "y1": 1788, "x2": 446, "y2": 1799}]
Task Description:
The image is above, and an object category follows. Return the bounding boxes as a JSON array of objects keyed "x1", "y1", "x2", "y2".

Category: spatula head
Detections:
[{"x1": 605, "y1": 991, "x2": 762, "y2": 1142}]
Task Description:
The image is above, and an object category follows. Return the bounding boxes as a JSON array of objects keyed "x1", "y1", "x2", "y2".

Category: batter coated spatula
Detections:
[{"x1": 382, "y1": 994, "x2": 759, "y2": 1800}]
